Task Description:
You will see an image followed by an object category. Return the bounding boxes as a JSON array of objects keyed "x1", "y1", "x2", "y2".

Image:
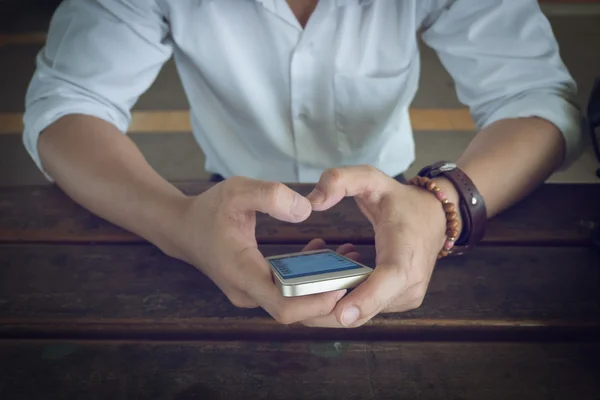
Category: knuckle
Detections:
[
  {"x1": 223, "y1": 176, "x2": 244, "y2": 191},
  {"x1": 221, "y1": 177, "x2": 244, "y2": 202},
  {"x1": 363, "y1": 164, "x2": 378, "y2": 174},
  {"x1": 227, "y1": 292, "x2": 257, "y2": 309},
  {"x1": 271, "y1": 302, "x2": 304, "y2": 325},
  {"x1": 409, "y1": 288, "x2": 427, "y2": 309},
  {"x1": 301, "y1": 319, "x2": 317, "y2": 328},
  {"x1": 225, "y1": 175, "x2": 243, "y2": 185},
  {"x1": 260, "y1": 181, "x2": 285, "y2": 207},
  {"x1": 273, "y1": 308, "x2": 296, "y2": 325},
  {"x1": 321, "y1": 301, "x2": 335, "y2": 317},
  {"x1": 324, "y1": 168, "x2": 343, "y2": 183},
  {"x1": 406, "y1": 298, "x2": 424, "y2": 311}
]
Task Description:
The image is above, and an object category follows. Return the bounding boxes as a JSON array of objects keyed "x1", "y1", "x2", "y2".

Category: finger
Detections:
[
  {"x1": 337, "y1": 263, "x2": 409, "y2": 327},
  {"x1": 302, "y1": 240, "x2": 361, "y2": 260},
  {"x1": 224, "y1": 288, "x2": 260, "y2": 309},
  {"x1": 302, "y1": 284, "x2": 426, "y2": 327},
  {"x1": 306, "y1": 165, "x2": 391, "y2": 211},
  {"x1": 301, "y1": 312, "x2": 344, "y2": 328},
  {"x1": 331, "y1": 223, "x2": 418, "y2": 327},
  {"x1": 227, "y1": 177, "x2": 311, "y2": 222},
  {"x1": 344, "y1": 251, "x2": 361, "y2": 262},
  {"x1": 302, "y1": 238, "x2": 327, "y2": 252},
  {"x1": 238, "y1": 247, "x2": 347, "y2": 324},
  {"x1": 335, "y1": 243, "x2": 356, "y2": 255},
  {"x1": 326, "y1": 223, "x2": 415, "y2": 326},
  {"x1": 337, "y1": 224, "x2": 414, "y2": 325},
  {"x1": 303, "y1": 241, "x2": 358, "y2": 256},
  {"x1": 302, "y1": 257, "x2": 411, "y2": 329}
]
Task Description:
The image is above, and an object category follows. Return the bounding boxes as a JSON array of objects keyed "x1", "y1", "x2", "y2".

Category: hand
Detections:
[
  {"x1": 303, "y1": 165, "x2": 461, "y2": 328},
  {"x1": 168, "y1": 176, "x2": 357, "y2": 325}
]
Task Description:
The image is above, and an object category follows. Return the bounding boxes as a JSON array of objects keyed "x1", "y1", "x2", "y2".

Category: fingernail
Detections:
[
  {"x1": 335, "y1": 290, "x2": 347, "y2": 302},
  {"x1": 292, "y1": 193, "x2": 311, "y2": 219},
  {"x1": 306, "y1": 189, "x2": 325, "y2": 204},
  {"x1": 341, "y1": 305, "x2": 360, "y2": 326}
]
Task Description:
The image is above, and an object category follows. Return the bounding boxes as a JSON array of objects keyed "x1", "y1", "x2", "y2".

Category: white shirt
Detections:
[{"x1": 23, "y1": 0, "x2": 583, "y2": 183}]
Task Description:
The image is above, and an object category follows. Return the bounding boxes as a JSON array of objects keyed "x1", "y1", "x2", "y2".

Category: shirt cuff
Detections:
[
  {"x1": 22, "y1": 98, "x2": 130, "y2": 182},
  {"x1": 477, "y1": 93, "x2": 584, "y2": 171}
]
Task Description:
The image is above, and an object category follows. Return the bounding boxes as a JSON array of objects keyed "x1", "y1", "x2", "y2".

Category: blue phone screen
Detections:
[{"x1": 269, "y1": 251, "x2": 363, "y2": 279}]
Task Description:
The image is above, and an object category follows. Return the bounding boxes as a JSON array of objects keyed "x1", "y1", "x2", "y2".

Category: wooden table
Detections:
[{"x1": 0, "y1": 182, "x2": 599, "y2": 399}]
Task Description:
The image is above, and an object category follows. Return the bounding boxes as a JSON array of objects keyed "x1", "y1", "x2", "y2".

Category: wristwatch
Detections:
[{"x1": 417, "y1": 162, "x2": 487, "y2": 255}]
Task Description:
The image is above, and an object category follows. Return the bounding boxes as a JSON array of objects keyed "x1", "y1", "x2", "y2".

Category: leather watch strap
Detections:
[{"x1": 417, "y1": 162, "x2": 487, "y2": 255}]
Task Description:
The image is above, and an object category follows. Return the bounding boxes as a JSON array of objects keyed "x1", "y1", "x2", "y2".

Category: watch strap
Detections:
[{"x1": 417, "y1": 162, "x2": 487, "y2": 254}]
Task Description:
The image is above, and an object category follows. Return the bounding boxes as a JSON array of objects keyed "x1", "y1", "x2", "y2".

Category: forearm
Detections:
[
  {"x1": 426, "y1": 117, "x2": 565, "y2": 240},
  {"x1": 457, "y1": 117, "x2": 565, "y2": 217},
  {"x1": 38, "y1": 114, "x2": 189, "y2": 256}
]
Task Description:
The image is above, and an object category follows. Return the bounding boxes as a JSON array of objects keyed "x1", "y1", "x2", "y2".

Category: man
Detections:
[{"x1": 23, "y1": 0, "x2": 583, "y2": 328}]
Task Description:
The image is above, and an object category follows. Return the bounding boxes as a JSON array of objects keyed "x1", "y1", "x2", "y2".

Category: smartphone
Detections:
[{"x1": 266, "y1": 249, "x2": 373, "y2": 297}]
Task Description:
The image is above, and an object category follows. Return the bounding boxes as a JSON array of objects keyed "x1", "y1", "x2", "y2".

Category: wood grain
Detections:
[
  {"x1": 0, "y1": 183, "x2": 598, "y2": 245},
  {"x1": 0, "y1": 340, "x2": 598, "y2": 400},
  {"x1": 0, "y1": 244, "x2": 598, "y2": 340}
]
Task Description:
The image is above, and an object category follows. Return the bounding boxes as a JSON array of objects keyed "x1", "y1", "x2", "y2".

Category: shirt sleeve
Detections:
[
  {"x1": 22, "y1": 0, "x2": 173, "y2": 180},
  {"x1": 420, "y1": 0, "x2": 584, "y2": 169}
]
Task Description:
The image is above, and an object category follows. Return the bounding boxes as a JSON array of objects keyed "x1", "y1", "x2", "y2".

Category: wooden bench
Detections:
[{"x1": 0, "y1": 182, "x2": 599, "y2": 399}]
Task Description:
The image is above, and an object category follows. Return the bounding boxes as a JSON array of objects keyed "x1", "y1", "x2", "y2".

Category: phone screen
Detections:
[{"x1": 269, "y1": 251, "x2": 364, "y2": 279}]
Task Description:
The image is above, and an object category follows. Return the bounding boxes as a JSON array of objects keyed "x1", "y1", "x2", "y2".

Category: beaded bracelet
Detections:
[{"x1": 408, "y1": 176, "x2": 460, "y2": 259}]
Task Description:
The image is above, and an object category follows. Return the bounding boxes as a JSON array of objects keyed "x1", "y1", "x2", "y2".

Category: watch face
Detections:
[
  {"x1": 428, "y1": 162, "x2": 456, "y2": 177},
  {"x1": 438, "y1": 163, "x2": 457, "y2": 172}
]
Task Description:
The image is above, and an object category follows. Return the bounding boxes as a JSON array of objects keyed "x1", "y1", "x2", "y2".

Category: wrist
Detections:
[
  {"x1": 416, "y1": 161, "x2": 487, "y2": 255},
  {"x1": 432, "y1": 177, "x2": 463, "y2": 239},
  {"x1": 147, "y1": 192, "x2": 195, "y2": 262},
  {"x1": 407, "y1": 176, "x2": 463, "y2": 259}
]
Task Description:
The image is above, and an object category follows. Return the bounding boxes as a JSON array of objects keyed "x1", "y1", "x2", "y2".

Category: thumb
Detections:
[
  {"x1": 227, "y1": 178, "x2": 312, "y2": 223},
  {"x1": 307, "y1": 166, "x2": 392, "y2": 211},
  {"x1": 335, "y1": 263, "x2": 409, "y2": 327},
  {"x1": 335, "y1": 224, "x2": 413, "y2": 327}
]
